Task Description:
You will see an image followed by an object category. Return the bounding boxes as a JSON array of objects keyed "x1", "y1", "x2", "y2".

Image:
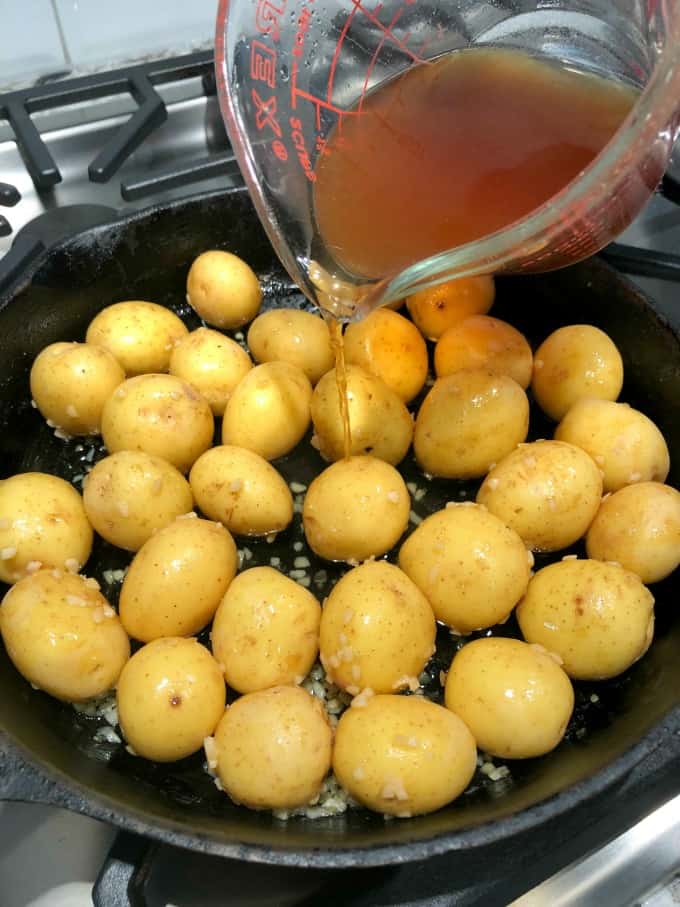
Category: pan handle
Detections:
[{"x1": 93, "y1": 832, "x2": 158, "y2": 907}]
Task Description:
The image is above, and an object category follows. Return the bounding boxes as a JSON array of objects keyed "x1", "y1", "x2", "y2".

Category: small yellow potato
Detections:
[
  {"x1": 0, "y1": 473, "x2": 92, "y2": 584},
  {"x1": 406, "y1": 276, "x2": 495, "y2": 340},
  {"x1": 516, "y1": 559, "x2": 654, "y2": 681},
  {"x1": 311, "y1": 364, "x2": 413, "y2": 465},
  {"x1": 398, "y1": 503, "x2": 530, "y2": 633},
  {"x1": 189, "y1": 445, "x2": 293, "y2": 537},
  {"x1": 477, "y1": 440, "x2": 602, "y2": 552},
  {"x1": 531, "y1": 324, "x2": 624, "y2": 421},
  {"x1": 0, "y1": 570, "x2": 129, "y2": 702},
  {"x1": 303, "y1": 456, "x2": 409, "y2": 562},
  {"x1": 86, "y1": 301, "x2": 188, "y2": 376},
  {"x1": 222, "y1": 361, "x2": 312, "y2": 461},
  {"x1": 434, "y1": 316, "x2": 533, "y2": 389},
  {"x1": 414, "y1": 369, "x2": 529, "y2": 479},
  {"x1": 246, "y1": 308, "x2": 334, "y2": 386},
  {"x1": 119, "y1": 517, "x2": 238, "y2": 642},
  {"x1": 333, "y1": 695, "x2": 477, "y2": 817},
  {"x1": 186, "y1": 250, "x2": 262, "y2": 330},
  {"x1": 169, "y1": 327, "x2": 252, "y2": 416},
  {"x1": 211, "y1": 567, "x2": 320, "y2": 694},
  {"x1": 117, "y1": 637, "x2": 225, "y2": 762},
  {"x1": 83, "y1": 451, "x2": 193, "y2": 552},
  {"x1": 211, "y1": 685, "x2": 332, "y2": 810},
  {"x1": 30, "y1": 342, "x2": 125, "y2": 436},
  {"x1": 586, "y1": 482, "x2": 680, "y2": 584},
  {"x1": 343, "y1": 309, "x2": 428, "y2": 402},
  {"x1": 445, "y1": 638, "x2": 574, "y2": 759},
  {"x1": 320, "y1": 561, "x2": 435, "y2": 694},
  {"x1": 101, "y1": 374, "x2": 214, "y2": 474},
  {"x1": 554, "y1": 399, "x2": 670, "y2": 493}
]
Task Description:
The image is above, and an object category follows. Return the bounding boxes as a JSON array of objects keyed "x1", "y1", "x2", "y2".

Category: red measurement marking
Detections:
[
  {"x1": 358, "y1": 6, "x2": 403, "y2": 112},
  {"x1": 326, "y1": 3, "x2": 360, "y2": 103},
  {"x1": 373, "y1": 2, "x2": 383, "y2": 15},
  {"x1": 250, "y1": 40, "x2": 277, "y2": 89},
  {"x1": 255, "y1": 0, "x2": 287, "y2": 40},
  {"x1": 290, "y1": 59, "x2": 358, "y2": 129}
]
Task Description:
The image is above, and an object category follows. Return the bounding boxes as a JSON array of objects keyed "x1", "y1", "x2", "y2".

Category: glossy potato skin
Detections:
[
  {"x1": 117, "y1": 637, "x2": 225, "y2": 762},
  {"x1": 83, "y1": 451, "x2": 194, "y2": 552},
  {"x1": 343, "y1": 309, "x2": 428, "y2": 402},
  {"x1": 398, "y1": 503, "x2": 531, "y2": 633},
  {"x1": 189, "y1": 445, "x2": 293, "y2": 537},
  {"x1": 169, "y1": 328, "x2": 252, "y2": 416},
  {"x1": 477, "y1": 440, "x2": 603, "y2": 552},
  {"x1": 320, "y1": 561, "x2": 436, "y2": 694},
  {"x1": 414, "y1": 369, "x2": 529, "y2": 479},
  {"x1": 101, "y1": 374, "x2": 214, "y2": 473},
  {"x1": 0, "y1": 570, "x2": 129, "y2": 702},
  {"x1": 586, "y1": 482, "x2": 680, "y2": 584},
  {"x1": 247, "y1": 308, "x2": 334, "y2": 385},
  {"x1": 445, "y1": 637, "x2": 574, "y2": 759},
  {"x1": 212, "y1": 685, "x2": 333, "y2": 810},
  {"x1": 86, "y1": 301, "x2": 188, "y2": 376},
  {"x1": 30, "y1": 341, "x2": 125, "y2": 435},
  {"x1": 434, "y1": 315, "x2": 533, "y2": 389},
  {"x1": 119, "y1": 517, "x2": 238, "y2": 642},
  {"x1": 186, "y1": 250, "x2": 262, "y2": 330},
  {"x1": 303, "y1": 456, "x2": 410, "y2": 562},
  {"x1": 406, "y1": 276, "x2": 495, "y2": 340},
  {"x1": 0, "y1": 472, "x2": 93, "y2": 584},
  {"x1": 333, "y1": 695, "x2": 477, "y2": 817},
  {"x1": 555, "y1": 398, "x2": 670, "y2": 493},
  {"x1": 517, "y1": 559, "x2": 655, "y2": 680},
  {"x1": 311, "y1": 364, "x2": 413, "y2": 465},
  {"x1": 531, "y1": 324, "x2": 624, "y2": 421},
  {"x1": 221, "y1": 361, "x2": 312, "y2": 461},
  {"x1": 211, "y1": 567, "x2": 321, "y2": 694}
]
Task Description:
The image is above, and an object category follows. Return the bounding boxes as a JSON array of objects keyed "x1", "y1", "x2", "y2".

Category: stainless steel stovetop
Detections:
[{"x1": 1, "y1": 52, "x2": 679, "y2": 907}]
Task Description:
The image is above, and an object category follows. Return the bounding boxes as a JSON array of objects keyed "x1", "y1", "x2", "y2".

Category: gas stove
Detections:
[{"x1": 1, "y1": 51, "x2": 679, "y2": 907}]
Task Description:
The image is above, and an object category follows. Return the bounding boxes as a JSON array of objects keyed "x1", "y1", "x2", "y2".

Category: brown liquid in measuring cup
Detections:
[{"x1": 313, "y1": 48, "x2": 637, "y2": 279}]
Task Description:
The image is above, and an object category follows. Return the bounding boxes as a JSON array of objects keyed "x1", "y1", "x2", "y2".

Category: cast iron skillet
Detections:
[{"x1": 0, "y1": 186, "x2": 679, "y2": 868}]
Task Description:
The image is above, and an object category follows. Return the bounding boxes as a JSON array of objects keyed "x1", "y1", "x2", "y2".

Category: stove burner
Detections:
[
  {"x1": 0, "y1": 182, "x2": 20, "y2": 239},
  {"x1": 0, "y1": 51, "x2": 215, "y2": 191}
]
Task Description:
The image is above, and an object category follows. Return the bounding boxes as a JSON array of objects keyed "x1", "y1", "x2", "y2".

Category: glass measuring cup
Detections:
[{"x1": 215, "y1": 0, "x2": 680, "y2": 319}]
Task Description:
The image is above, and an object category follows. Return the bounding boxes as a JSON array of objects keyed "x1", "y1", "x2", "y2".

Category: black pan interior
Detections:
[{"x1": 0, "y1": 187, "x2": 679, "y2": 862}]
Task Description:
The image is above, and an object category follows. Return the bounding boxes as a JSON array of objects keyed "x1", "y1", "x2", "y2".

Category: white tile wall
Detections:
[
  {"x1": 0, "y1": 0, "x2": 67, "y2": 87},
  {"x1": 0, "y1": 0, "x2": 219, "y2": 89}
]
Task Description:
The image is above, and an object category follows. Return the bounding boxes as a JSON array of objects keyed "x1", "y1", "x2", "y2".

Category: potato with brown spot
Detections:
[
  {"x1": 169, "y1": 327, "x2": 252, "y2": 416},
  {"x1": 101, "y1": 374, "x2": 214, "y2": 473},
  {"x1": 119, "y1": 516, "x2": 238, "y2": 641},
  {"x1": 555, "y1": 398, "x2": 670, "y2": 493},
  {"x1": 211, "y1": 567, "x2": 321, "y2": 694},
  {"x1": 586, "y1": 482, "x2": 680, "y2": 583},
  {"x1": 117, "y1": 637, "x2": 225, "y2": 762},
  {"x1": 30, "y1": 341, "x2": 125, "y2": 435},
  {"x1": 414, "y1": 369, "x2": 529, "y2": 479},
  {"x1": 189, "y1": 445, "x2": 293, "y2": 537},
  {"x1": 311, "y1": 364, "x2": 413, "y2": 464},
  {"x1": 434, "y1": 315, "x2": 533, "y2": 388},
  {"x1": 303, "y1": 456, "x2": 409, "y2": 562},
  {"x1": 333, "y1": 695, "x2": 477, "y2": 817},
  {"x1": 83, "y1": 451, "x2": 193, "y2": 551},
  {"x1": 86, "y1": 301, "x2": 188, "y2": 376},
  {"x1": 247, "y1": 308, "x2": 334, "y2": 385},
  {"x1": 398, "y1": 503, "x2": 530, "y2": 633},
  {"x1": 517, "y1": 559, "x2": 654, "y2": 680},
  {"x1": 477, "y1": 440, "x2": 603, "y2": 551},
  {"x1": 0, "y1": 472, "x2": 92, "y2": 584},
  {"x1": 343, "y1": 308, "x2": 428, "y2": 402},
  {"x1": 406, "y1": 276, "x2": 495, "y2": 340},
  {"x1": 211, "y1": 685, "x2": 332, "y2": 810},
  {"x1": 531, "y1": 325, "x2": 623, "y2": 421},
  {"x1": 320, "y1": 561, "x2": 435, "y2": 694},
  {"x1": 445, "y1": 637, "x2": 574, "y2": 758},
  {"x1": 0, "y1": 570, "x2": 129, "y2": 701}
]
